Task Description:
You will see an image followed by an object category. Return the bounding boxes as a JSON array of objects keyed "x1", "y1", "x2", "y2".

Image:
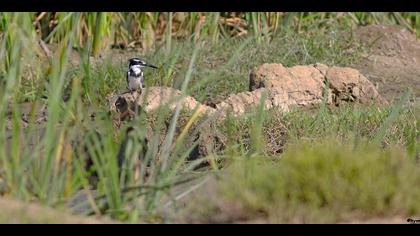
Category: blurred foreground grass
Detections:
[{"x1": 175, "y1": 134, "x2": 420, "y2": 223}]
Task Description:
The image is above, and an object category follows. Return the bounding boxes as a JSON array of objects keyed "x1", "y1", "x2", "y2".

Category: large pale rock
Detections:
[
  {"x1": 249, "y1": 63, "x2": 327, "y2": 110},
  {"x1": 326, "y1": 66, "x2": 387, "y2": 105},
  {"x1": 108, "y1": 86, "x2": 215, "y2": 126},
  {"x1": 216, "y1": 89, "x2": 274, "y2": 114},
  {"x1": 248, "y1": 63, "x2": 386, "y2": 111}
]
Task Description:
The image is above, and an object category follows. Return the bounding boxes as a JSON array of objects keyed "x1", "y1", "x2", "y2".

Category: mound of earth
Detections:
[
  {"x1": 108, "y1": 87, "x2": 215, "y2": 128},
  {"x1": 353, "y1": 25, "x2": 420, "y2": 101},
  {"x1": 109, "y1": 64, "x2": 386, "y2": 121},
  {"x1": 108, "y1": 64, "x2": 385, "y2": 159},
  {"x1": 216, "y1": 63, "x2": 386, "y2": 115}
]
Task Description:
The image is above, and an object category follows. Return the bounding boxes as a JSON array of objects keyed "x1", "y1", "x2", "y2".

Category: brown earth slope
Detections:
[
  {"x1": 353, "y1": 25, "x2": 420, "y2": 102},
  {"x1": 0, "y1": 197, "x2": 118, "y2": 224}
]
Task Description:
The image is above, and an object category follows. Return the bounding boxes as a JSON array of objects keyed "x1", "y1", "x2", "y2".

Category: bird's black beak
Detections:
[{"x1": 145, "y1": 64, "x2": 158, "y2": 69}]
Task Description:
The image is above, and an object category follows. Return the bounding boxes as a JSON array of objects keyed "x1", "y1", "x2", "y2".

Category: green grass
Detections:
[
  {"x1": 6, "y1": 12, "x2": 419, "y2": 52},
  {"x1": 215, "y1": 138, "x2": 420, "y2": 223},
  {"x1": 0, "y1": 12, "x2": 419, "y2": 223},
  {"x1": 0, "y1": 13, "x2": 206, "y2": 222},
  {"x1": 58, "y1": 20, "x2": 365, "y2": 109},
  {"x1": 195, "y1": 102, "x2": 419, "y2": 158}
]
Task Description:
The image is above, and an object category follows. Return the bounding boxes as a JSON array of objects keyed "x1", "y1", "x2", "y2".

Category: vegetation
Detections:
[
  {"x1": 0, "y1": 12, "x2": 419, "y2": 223},
  {"x1": 4, "y1": 12, "x2": 419, "y2": 51},
  {"x1": 218, "y1": 138, "x2": 420, "y2": 223}
]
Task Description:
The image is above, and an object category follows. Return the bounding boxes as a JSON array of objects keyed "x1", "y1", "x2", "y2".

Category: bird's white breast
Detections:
[
  {"x1": 131, "y1": 66, "x2": 142, "y2": 74},
  {"x1": 128, "y1": 75, "x2": 142, "y2": 90}
]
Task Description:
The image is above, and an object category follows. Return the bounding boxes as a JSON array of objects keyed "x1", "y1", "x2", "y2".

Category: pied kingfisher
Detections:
[{"x1": 126, "y1": 58, "x2": 157, "y2": 94}]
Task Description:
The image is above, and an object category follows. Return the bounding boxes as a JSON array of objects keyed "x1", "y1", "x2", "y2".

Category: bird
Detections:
[{"x1": 126, "y1": 58, "x2": 158, "y2": 95}]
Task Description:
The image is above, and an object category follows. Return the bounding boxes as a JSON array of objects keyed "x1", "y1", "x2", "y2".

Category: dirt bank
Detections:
[
  {"x1": 0, "y1": 197, "x2": 118, "y2": 224},
  {"x1": 353, "y1": 25, "x2": 420, "y2": 102}
]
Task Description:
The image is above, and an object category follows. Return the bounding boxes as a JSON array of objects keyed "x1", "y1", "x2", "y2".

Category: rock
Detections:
[
  {"x1": 216, "y1": 89, "x2": 274, "y2": 114},
  {"x1": 312, "y1": 63, "x2": 329, "y2": 76},
  {"x1": 249, "y1": 63, "x2": 327, "y2": 110},
  {"x1": 138, "y1": 87, "x2": 214, "y2": 114},
  {"x1": 248, "y1": 63, "x2": 387, "y2": 111},
  {"x1": 108, "y1": 86, "x2": 215, "y2": 127},
  {"x1": 326, "y1": 66, "x2": 387, "y2": 105}
]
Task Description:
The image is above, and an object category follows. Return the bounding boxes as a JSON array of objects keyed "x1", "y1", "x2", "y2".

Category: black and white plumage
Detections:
[{"x1": 126, "y1": 58, "x2": 157, "y2": 94}]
